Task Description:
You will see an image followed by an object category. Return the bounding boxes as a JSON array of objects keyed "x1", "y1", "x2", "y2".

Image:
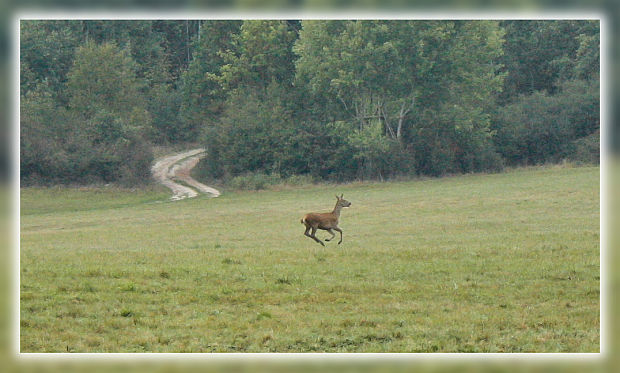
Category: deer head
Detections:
[{"x1": 336, "y1": 194, "x2": 351, "y2": 208}]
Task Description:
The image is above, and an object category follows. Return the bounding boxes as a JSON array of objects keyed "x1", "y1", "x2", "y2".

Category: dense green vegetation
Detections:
[
  {"x1": 20, "y1": 20, "x2": 599, "y2": 185},
  {"x1": 20, "y1": 165, "x2": 600, "y2": 352}
]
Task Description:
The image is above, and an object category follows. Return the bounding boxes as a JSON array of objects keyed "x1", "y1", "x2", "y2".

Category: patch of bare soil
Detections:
[{"x1": 151, "y1": 148, "x2": 220, "y2": 201}]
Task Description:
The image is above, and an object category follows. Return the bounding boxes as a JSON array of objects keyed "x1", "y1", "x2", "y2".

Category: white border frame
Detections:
[{"x1": 13, "y1": 11, "x2": 608, "y2": 361}]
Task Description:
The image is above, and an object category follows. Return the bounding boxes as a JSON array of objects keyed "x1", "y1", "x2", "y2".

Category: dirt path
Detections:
[{"x1": 151, "y1": 148, "x2": 220, "y2": 201}]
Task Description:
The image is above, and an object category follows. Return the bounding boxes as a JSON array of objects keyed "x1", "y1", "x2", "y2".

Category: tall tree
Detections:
[
  {"x1": 498, "y1": 20, "x2": 592, "y2": 103},
  {"x1": 67, "y1": 42, "x2": 147, "y2": 120},
  {"x1": 152, "y1": 20, "x2": 202, "y2": 78},
  {"x1": 199, "y1": 20, "x2": 304, "y2": 179},
  {"x1": 219, "y1": 20, "x2": 298, "y2": 91},
  {"x1": 179, "y1": 20, "x2": 242, "y2": 140},
  {"x1": 492, "y1": 20, "x2": 600, "y2": 166},
  {"x1": 20, "y1": 82, "x2": 74, "y2": 183},
  {"x1": 294, "y1": 20, "x2": 505, "y2": 176},
  {"x1": 64, "y1": 41, "x2": 152, "y2": 184},
  {"x1": 20, "y1": 20, "x2": 82, "y2": 104}
]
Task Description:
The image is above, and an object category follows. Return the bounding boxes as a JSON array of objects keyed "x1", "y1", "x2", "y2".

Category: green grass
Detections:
[{"x1": 19, "y1": 165, "x2": 600, "y2": 352}]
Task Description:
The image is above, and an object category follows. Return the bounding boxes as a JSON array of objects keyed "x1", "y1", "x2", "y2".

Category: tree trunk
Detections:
[
  {"x1": 186, "y1": 20, "x2": 191, "y2": 65},
  {"x1": 381, "y1": 106, "x2": 396, "y2": 139},
  {"x1": 397, "y1": 97, "x2": 415, "y2": 141}
]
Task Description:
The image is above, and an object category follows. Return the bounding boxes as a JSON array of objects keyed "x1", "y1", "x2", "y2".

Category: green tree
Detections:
[
  {"x1": 151, "y1": 20, "x2": 203, "y2": 78},
  {"x1": 572, "y1": 21, "x2": 600, "y2": 81},
  {"x1": 294, "y1": 20, "x2": 505, "y2": 176},
  {"x1": 20, "y1": 20, "x2": 82, "y2": 104},
  {"x1": 493, "y1": 79, "x2": 599, "y2": 165},
  {"x1": 64, "y1": 41, "x2": 153, "y2": 184},
  {"x1": 492, "y1": 20, "x2": 600, "y2": 166},
  {"x1": 219, "y1": 20, "x2": 298, "y2": 92},
  {"x1": 498, "y1": 20, "x2": 594, "y2": 102},
  {"x1": 179, "y1": 20, "x2": 242, "y2": 141},
  {"x1": 20, "y1": 82, "x2": 75, "y2": 183},
  {"x1": 199, "y1": 21, "x2": 304, "y2": 180},
  {"x1": 67, "y1": 42, "x2": 148, "y2": 120}
]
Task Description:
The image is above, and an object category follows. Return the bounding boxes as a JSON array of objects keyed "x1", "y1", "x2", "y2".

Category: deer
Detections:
[{"x1": 301, "y1": 194, "x2": 351, "y2": 246}]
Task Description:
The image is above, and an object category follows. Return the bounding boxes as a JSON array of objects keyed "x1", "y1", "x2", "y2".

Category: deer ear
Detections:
[
  {"x1": 340, "y1": 193, "x2": 344, "y2": 198},
  {"x1": 335, "y1": 194, "x2": 339, "y2": 200}
]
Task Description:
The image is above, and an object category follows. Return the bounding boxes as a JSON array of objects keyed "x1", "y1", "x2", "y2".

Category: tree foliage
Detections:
[
  {"x1": 493, "y1": 79, "x2": 599, "y2": 165},
  {"x1": 492, "y1": 20, "x2": 600, "y2": 166},
  {"x1": 20, "y1": 20, "x2": 600, "y2": 186},
  {"x1": 293, "y1": 20, "x2": 506, "y2": 177},
  {"x1": 179, "y1": 21, "x2": 242, "y2": 141},
  {"x1": 21, "y1": 41, "x2": 153, "y2": 185},
  {"x1": 498, "y1": 20, "x2": 598, "y2": 101}
]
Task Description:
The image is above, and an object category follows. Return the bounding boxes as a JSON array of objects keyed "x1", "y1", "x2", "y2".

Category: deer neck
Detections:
[{"x1": 332, "y1": 202, "x2": 343, "y2": 218}]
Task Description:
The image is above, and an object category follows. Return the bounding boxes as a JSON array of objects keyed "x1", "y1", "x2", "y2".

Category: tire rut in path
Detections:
[{"x1": 151, "y1": 148, "x2": 220, "y2": 201}]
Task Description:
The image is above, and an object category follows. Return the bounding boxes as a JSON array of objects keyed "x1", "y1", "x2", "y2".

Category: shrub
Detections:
[
  {"x1": 570, "y1": 131, "x2": 599, "y2": 164},
  {"x1": 228, "y1": 172, "x2": 281, "y2": 190},
  {"x1": 492, "y1": 79, "x2": 599, "y2": 166},
  {"x1": 284, "y1": 174, "x2": 315, "y2": 186}
]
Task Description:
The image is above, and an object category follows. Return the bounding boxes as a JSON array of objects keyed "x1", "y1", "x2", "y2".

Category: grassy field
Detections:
[{"x1": 19, "y1": 165, "x2": 600, "y2": 353}]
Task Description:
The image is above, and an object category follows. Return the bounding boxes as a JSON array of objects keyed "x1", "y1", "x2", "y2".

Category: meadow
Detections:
[{"x1": 19, "y1": 165, "x2": 600, "y2": 353}]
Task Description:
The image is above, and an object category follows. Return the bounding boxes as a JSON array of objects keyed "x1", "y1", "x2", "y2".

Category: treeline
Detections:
[{"x1": 20, "y1": 20, "x2": 599, "y2": 185}]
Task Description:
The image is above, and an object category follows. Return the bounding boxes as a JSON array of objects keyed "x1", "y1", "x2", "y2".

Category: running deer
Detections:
[{"x1": 301, "y1": 194, "x2": 351, "y2": 246}]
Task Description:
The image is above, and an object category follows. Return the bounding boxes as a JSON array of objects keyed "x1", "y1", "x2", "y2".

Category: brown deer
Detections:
[{"x1": 301, "y1": 194, "x2": 351, "y2": 246}]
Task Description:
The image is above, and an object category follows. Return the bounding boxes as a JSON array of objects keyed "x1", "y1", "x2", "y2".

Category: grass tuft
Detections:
[{"x1": 159, "y1": 271, "x2": 170, "y2": 279}]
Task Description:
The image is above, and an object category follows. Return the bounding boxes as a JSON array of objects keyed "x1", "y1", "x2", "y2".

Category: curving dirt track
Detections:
[{"x1": 151, "y1": 148, "x2": 220, "y2": 201}]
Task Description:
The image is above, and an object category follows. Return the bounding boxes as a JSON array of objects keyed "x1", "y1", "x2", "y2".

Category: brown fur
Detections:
[{"x1": 301, "y1": 194, "x2": 351, "y2": 246}]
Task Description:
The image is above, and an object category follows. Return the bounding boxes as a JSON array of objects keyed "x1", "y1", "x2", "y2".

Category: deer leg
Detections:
[
  {"x1": 324, "y1": 229, "x2": 336, "y2": 242},
  {"x1": 333, "y1": 227, "x2": 343, "y2": 244},
  {"x1": 304, "y1": 226, "x2": 320, "y2": 244},
  {"x1": 310, "y1": 227, "x2": 325, "y2": 246}
]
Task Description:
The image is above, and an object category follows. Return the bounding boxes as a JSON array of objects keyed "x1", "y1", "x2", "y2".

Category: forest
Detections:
[{"x1": 20, "y1": 20, "x2": 600, "y2": 186}]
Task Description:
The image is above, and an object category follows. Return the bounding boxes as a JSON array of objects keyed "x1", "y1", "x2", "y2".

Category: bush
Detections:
[
  {"x1": 21, "y1": 42, "x2": 155, "y2": 186},
  {"x1": 225, "y1": 172, "x2": 317, "y2": 190},
  {"x1": 570, "y1": 131, "x2": 599, "y2": 164},
  {"x1": 228, "y1": 172, "x2": 282, "y2": 190},
  {"x1": 475, "y1": 145, "x2": 505, "y2": 173},
  {"x1": 284, "y1": 174, "x2": 316, "y2": 186},
  {"x1": 20, "y1": 88, "x2": 154, "y2": 186},
  {"x1": 116, "y1": 137, "x2": 154, "y2": 186},
  {"x1": 327, "y1": 120, "x2": 416, "y2": 181},
  {"x1": 492, "y1": 79, "x2": 599, "y2": 166}
]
